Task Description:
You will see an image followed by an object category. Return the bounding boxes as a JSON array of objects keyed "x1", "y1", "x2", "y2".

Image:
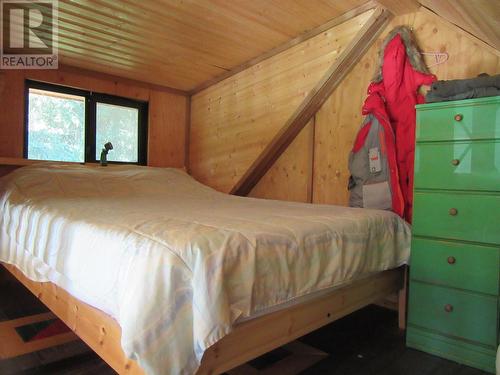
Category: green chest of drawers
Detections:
[{"x1": 407, "y1": 96, "x2": 500, "y2": 373}]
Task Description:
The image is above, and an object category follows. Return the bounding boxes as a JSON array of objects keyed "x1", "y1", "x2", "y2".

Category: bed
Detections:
[{"x1": 0, "y1": 161, "x2": 410, "y2": 374}]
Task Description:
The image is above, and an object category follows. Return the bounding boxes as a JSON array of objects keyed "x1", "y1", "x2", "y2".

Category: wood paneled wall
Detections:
[
  {"x1": 248, "y1": 120, "x2": 315, "y2": 202},
  {"x1": 0, "y1": 68, "x2": 188, "y2": 168},
  {"x1": 189, "y1": 7, "x2": 500, "y2": 205},
  {"x1": 190, "y1": 10, "x2": 374, "y2": 198},
  {"x1": 418, "y1": 0, "x2": 500, "y2": 51}
]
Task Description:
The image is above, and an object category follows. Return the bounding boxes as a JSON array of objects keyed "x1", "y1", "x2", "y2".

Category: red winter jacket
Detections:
[{"x1": 364, "y1": 34, "x2": 436, "y2": 222}]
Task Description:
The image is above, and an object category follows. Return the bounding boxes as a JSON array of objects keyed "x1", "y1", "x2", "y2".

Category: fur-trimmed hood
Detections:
[{"x1": 372, "y1": 26, "x2": 429, "y2": 83}]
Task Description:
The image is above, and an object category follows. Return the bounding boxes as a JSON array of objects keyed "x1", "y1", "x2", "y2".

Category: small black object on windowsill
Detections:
[{"x1": 100, "y1": 142, "x2": 113, "y2": 166}]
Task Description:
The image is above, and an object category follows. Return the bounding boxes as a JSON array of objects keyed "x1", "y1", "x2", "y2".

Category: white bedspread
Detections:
[{"x1": 0, "y1": 163, "x2": 410, "y2": 374}]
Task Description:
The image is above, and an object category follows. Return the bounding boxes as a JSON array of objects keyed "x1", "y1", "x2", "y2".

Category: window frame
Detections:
[{"x1": 24, "y1": 80, "x2": 149, "y2": 165}]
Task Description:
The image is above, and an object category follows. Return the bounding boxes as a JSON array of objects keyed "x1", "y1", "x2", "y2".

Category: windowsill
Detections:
[
  {"x1": 0, "y1": 157, "x2": 110, "y2": 167},
  {"x1": 0, "y1": 157, "x2": 42, "y2": 166}
]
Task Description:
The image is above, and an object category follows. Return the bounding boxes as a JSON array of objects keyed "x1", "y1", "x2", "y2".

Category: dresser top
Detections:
[{"x1": 416, "y1": 95, "x2": 500, "y2": 111}]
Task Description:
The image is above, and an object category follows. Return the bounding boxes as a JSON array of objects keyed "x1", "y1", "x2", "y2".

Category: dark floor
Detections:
[
  {"x1": 0, "y1": 273, "x2": 490, "y2": 375},
  {"x1": 299, "y1": 306, "x2": 489, "y2": 375}
]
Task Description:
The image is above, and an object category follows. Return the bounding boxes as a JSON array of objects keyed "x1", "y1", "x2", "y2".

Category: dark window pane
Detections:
[
  {"x1": 95, "y1": 103, "x2": 139, "y2": 163},
  {"x1": 27, "y1": 89, "x2": 85, "y2": 162}
]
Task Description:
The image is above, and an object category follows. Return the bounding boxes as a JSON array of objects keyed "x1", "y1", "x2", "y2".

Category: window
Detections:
[{"x1": 25, "y1": 81, "x2": 148, "y2": 164}]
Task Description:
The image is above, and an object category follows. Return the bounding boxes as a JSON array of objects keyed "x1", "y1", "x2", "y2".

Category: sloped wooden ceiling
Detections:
[
  {"x1": 44, "y1": 0, "x2": 500, "y2": 92},
  {"x1": 377, "y1": 0, "x2": 500, "y2": 51},
  {"x1": 55, "y1": 0, "x2": 367, "y2": 91},
  {"x1": 418, "y1": 0, "x2": 500, "y2": 51}
]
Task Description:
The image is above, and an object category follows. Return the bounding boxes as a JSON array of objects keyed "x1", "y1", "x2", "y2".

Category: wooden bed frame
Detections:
[
  {"x1": 0, "y1": 158, "x2": 407, "y2": 374},
  {"x1": 1, "y1": 264, "x2": 405, "y2": 374}
]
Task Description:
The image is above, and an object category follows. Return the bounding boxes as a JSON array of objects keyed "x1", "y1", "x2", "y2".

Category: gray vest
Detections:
[{"x1": 348, "y1": 114, "x2": 392, "y2": 211}]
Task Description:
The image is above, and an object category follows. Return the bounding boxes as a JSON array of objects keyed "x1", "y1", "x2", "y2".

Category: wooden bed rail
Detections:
[
  {"x1": 1, "y1": 264, "x2": 143, "y2": 374},
  {"x1": 199, "y1": 267, "x2": 404, "y2": 374}
]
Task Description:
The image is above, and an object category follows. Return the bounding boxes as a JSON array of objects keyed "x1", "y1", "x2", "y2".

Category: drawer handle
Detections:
[
  {"x1": 447, "y1": 256, "x2": 456, "y2": 264},
  {"x1": 444, "y1": 304, "x2": 454, "y2": 313},
  {"x1": 451, "y1": 159, "x2": 460, "y2": 166},
  {"x1": 454, "y1": 114, "x2": 463, "y2": 121},
  {"x1": 449, "y1": 208, "x2": 458, "y2": 216}
]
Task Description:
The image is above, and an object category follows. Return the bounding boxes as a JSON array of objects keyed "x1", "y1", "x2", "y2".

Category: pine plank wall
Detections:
[{"x1": 189, "y1": 7, "x2": 500, "y2": 205}]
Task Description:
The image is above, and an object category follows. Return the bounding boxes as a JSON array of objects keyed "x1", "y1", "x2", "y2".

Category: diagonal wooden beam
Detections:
[
  {"x1": 375, "y1": 0, "x2": 420, "y2": 15},
  {"x1": 230, "y1": 7, "x2": 392, "y2": 196}
]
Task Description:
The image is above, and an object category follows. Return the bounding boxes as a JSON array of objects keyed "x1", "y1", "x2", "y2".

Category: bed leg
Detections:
[{"x1": 398, "y1": 265, "x2": 408, "y2": 330}]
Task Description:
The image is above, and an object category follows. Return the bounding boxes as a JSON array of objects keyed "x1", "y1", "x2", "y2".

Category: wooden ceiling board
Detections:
[
  {"x1": 62, "y1": 1, "x2": 243, "y2": 63},
  {"x1": 57, "y1": 3, "x2": 226, "y2": 73},
  {"x1": 56, "y1": 27, "x2": 227, "y2": 87},
  {"x1": 59, "y1": 55, "x2": 197, "y2": 92},
  {"x1": 53, "y1": 0, "x2": 368, "y2": 90}
]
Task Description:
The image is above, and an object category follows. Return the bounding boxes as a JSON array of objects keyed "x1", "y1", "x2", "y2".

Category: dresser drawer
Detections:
[
  {"x1": 408, "y1": 282, "x2": 498, "y2": 346},
  {"x1": 414, "y1": 140, "x2": 500, "y2": 191},
  {"x1": 416, "y1": 97, "x2": 500, "y2": 142},
  {"x1": 411, "y1": 238, "x2": 499, "y2": 295},
  {"x1": 413, "y1": 192, "x2": 500, "y2": 244}
]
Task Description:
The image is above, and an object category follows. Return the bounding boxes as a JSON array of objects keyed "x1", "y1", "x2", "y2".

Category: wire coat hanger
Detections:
[{"x1": 420, "y1": 51, "x2": 449, "y2": 67}]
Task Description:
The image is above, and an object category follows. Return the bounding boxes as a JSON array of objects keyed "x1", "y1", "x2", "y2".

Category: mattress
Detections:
[{"x1": 0, "y1": 163, "x2": 411, "y2": 375}]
